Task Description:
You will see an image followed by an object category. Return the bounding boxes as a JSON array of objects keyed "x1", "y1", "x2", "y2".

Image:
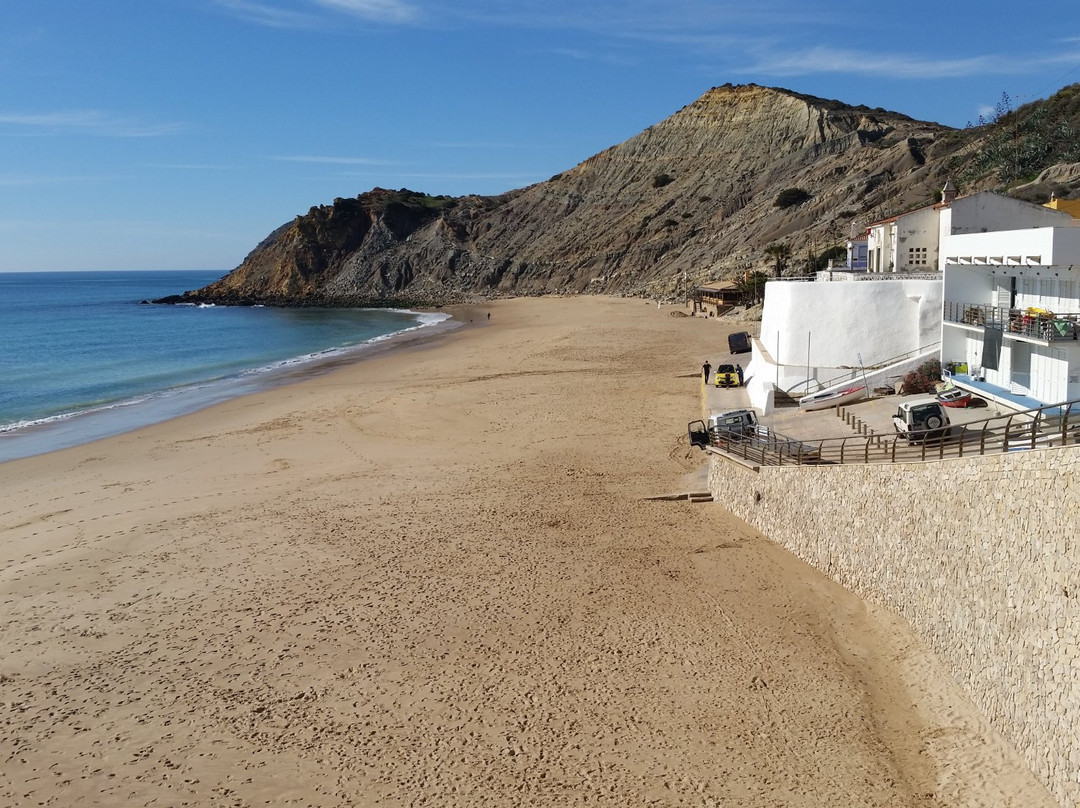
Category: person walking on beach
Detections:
[
  {"x1": 702, "y1": 361, "x2": 711, "y2": 384},
  {"x1": 736, "y1": 363, "x2": 744, "y2": 386}
]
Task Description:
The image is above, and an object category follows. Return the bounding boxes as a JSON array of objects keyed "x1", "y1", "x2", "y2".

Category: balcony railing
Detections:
[{"x1": 944, "y1": 301, "x2": 1080, "y2": 341}]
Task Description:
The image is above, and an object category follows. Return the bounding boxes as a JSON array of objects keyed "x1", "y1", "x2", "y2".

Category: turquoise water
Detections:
[{"x1": 0, "y1": 271, "x2": 449, "y2": 461}]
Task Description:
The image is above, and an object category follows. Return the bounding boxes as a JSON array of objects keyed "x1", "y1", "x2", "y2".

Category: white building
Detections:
[
  {"x1": 745, "y1": 275, "x2": 942, "y2": 412},
  {"x1": 846, "y1": 236, "x2": 868, "y2": 270},
  {"x1": 746, "y1": 185, "x2": 1080, "y2": 413},
  {"x1": 867, "y1": 202, "x2": 942, "y2": 274},
  {"x1": 941, "y1": 189, "x2": 1068, "y2": 238},
  {"x1": 939, "y1": 197, "x2": 1080, "y2": 407}
]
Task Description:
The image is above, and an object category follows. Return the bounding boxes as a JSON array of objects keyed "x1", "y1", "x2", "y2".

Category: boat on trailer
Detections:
[{"x1": 798, "y1": 383, "x2": 867, "y2": 412}]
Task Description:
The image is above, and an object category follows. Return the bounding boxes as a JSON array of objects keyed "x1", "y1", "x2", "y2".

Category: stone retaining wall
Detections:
[{"x1": 708, "y1": 447, "x2": 1079, "y2": 807}]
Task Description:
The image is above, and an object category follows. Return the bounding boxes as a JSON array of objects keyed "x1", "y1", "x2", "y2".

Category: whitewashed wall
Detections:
[
  {"x1": 942, "y1": 191, "x2": 1072, "y2": 236},
  {"x1": 893, "y1": 205, "x2": 940, "y2": 272},
  {"x1": 747, "y1": 278, "x2": 942, "y2": 401}
]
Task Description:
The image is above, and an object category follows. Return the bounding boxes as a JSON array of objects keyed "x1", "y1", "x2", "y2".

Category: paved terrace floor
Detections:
[{"x1": 699, "y1": 353, "x2": 1059, "y2": 465}]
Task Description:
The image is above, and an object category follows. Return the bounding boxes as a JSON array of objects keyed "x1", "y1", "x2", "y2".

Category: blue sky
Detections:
[{"x1": 2, "y1": 1, "x2": 1079, "y2": 272}]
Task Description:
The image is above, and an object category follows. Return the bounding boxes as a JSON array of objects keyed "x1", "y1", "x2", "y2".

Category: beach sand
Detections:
[{"x1": 0, "y1": 296, "x2": 1055, "y2": 807}]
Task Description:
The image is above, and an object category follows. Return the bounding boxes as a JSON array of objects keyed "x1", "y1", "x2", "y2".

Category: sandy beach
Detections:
[{"x1": 0, "y1": 297, "x2": 1054, "y2": 807}]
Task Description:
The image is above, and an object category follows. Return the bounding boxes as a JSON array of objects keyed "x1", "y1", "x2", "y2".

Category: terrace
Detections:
[
  {"x1": 705, "y1": 396, "x2": 1080, "y2": 467},
  {"x1": 943, "y1": 301, "x2": 1080, "y2": 342}
]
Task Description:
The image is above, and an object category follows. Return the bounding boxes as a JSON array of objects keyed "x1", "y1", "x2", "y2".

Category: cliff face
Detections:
[{"x1": 168, "y1": 83, "x2": 1077, "y2": 305}]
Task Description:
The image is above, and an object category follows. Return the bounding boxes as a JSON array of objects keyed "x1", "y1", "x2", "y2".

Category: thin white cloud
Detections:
[
  {"x1": 214, "y1": 0, "x2": 416, "y2": 28},
  {"x1": 739, "y1": 45, "x2": 1080, "y2": 80},
  {"x1": 150, "y1": 163, "x2": 241, "y2": 171},
  {"x1": 549, "y1": 47, "x2": 636, "y2": 67},
  {"x1": 213, "y1": 0, "x2": 835, "y2": 34},
  {"x1": 312, "y1": 0, "x2": 417, "y2": 24},
  {"x1": 212, "y1": 0, "x2": 321, "y2": 29},
  {"x1": 0, "y1": 110, "x2": 185, "y2": 137},
  {"x1": 426, "y1": 140, "x2": 521, "y2": 149},
  {"x1": 434, "y1": 1, "x2": 840, "y2": 34},
  {"x1": 271, "y1": 154, "x2": 396, "y2": 165}
]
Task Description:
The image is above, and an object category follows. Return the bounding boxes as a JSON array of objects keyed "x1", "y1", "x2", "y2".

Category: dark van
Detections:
[{"x1": 728, "y1": 331, "x2": 751, "y2": 354}]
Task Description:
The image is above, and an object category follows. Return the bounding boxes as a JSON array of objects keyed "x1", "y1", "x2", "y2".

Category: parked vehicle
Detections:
[
  {"x1": 892, "y1": 398, "x2": 952, "y2": 443},
  {"x1": 714, "y1": 363, "x2": 740, "y2": 387},
  {"x1": 728, "y1": 331, "x2": 752, "y2": 354},
  {"x1": 688, "y1": 409, "x2": 823, "y2": 462},
  {"x1": 707, "y1": 408, "x2": 759, "y2": 436},
  {"x1": 688, "y1": 408, "x2": 760, "y2": 448}
]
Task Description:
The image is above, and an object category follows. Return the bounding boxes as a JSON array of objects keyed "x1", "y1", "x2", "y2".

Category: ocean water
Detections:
[{"x1": 0, "y1": 270, "x2": 450, "y2": 462}]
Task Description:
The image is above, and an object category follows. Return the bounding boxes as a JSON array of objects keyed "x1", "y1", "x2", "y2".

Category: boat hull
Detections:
[
  {"x1": 799, "y1": 384, "x2": 867, "y2": 412},
  {"x1": 937, "y1": 392, "x2": 972, "y2": 408}
]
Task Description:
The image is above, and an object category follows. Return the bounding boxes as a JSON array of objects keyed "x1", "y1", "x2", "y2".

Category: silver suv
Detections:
[
  {"x1": 892, "y1": 398, "x2": 951, "y2": 443},
  {"x1": 688, "y1": 409, "x2": 761, "y2": 448},
  {"x1": 707, "y1": 408, "x2": 760, "y2": 436}
]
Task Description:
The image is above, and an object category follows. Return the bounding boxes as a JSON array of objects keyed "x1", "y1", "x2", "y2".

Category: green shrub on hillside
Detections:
[
  {"x1": 774, "y1": 187, "x2": 812, "y2": 208},
  {"x1": 359, "y1": 188, "x2": 459, "y2": 216},
  {"x1": 963, "y1": 89, "x2": 1080, "y2": 185}
]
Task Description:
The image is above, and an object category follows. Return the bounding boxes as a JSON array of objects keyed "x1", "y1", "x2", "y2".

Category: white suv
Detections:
[{"x1": 892, "y1": 398, "x2": 951, "y2": 443}]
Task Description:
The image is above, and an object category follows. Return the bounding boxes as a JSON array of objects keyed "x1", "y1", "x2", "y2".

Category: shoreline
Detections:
[
  {"x1": 0, "y1": 296, "x2": 1053, "y2": 807},
  {"x1": 0, "y1": 305, "x2": 477, "y2": 464}
]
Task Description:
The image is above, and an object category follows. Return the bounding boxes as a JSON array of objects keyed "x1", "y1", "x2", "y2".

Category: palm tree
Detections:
[
  {"x1": 735, "y1": 270, "x2": 770, "y2": 304},
  {"x1": 764, "y1": 243, "x2": 791, "y2": 279}
]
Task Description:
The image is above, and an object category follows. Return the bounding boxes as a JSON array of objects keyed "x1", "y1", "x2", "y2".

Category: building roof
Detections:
[
  {"x1": 866, "y1": 201, "x2": 940, "y2": 229},
  {"x1": 696, "y1": 281, "x2": 738, "y2": 292}
]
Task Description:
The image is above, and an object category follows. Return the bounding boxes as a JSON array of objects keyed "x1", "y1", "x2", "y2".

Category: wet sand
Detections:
[{"x1": 0, "y1": 296, "x2": 1054, "y2": 807}]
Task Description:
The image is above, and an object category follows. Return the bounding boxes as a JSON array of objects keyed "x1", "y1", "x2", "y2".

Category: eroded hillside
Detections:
[{"x1": 165, "y1": 83, "x2": 1080, "y2": 306}]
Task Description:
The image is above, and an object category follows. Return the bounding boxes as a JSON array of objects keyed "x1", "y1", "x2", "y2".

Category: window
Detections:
[{"x1": 907, "y1": 246, "x2": 928, "y2": 266}]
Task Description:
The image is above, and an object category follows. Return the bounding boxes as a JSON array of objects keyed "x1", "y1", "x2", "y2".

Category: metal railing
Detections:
[
  {"x1": 800, "y1": 341, "x2": 941, "y2": 395},
  {"x1": 944, "y1": 301, "x2": 1080, "y2": 341},
  {"x1": 772, "y1": 272, "x2": 941, "y2": 283},
  {"x1": 707, "y1": 397, "x2": 1080, "y2": 467}
]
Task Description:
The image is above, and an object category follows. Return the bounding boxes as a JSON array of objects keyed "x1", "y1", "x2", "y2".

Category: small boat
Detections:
[
  {"x1": 937, "y1": 387, "x2": 972, "y2": 408},
  {"x1": 798, "y1": 383, "x2": 867, "y2": 412}
]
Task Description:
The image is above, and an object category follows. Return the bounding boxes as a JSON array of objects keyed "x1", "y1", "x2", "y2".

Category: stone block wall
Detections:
[{"x1": 708, "y1": 447, "x2": 1079, "y2": 807}]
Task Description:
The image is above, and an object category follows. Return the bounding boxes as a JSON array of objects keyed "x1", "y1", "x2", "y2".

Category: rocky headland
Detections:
[{"x1": 158, "y1": 83, "x2": 1080, "y2": 307}]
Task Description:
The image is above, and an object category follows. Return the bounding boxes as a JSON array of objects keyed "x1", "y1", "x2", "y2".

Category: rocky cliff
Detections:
[{"x1": 164, "y1": 83, "x2": 1080, "y2": 306}]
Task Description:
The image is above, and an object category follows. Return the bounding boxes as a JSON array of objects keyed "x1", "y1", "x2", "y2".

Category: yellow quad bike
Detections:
[{"x1": 714, "y1": 363, "x2": 740, "y2": 387}]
